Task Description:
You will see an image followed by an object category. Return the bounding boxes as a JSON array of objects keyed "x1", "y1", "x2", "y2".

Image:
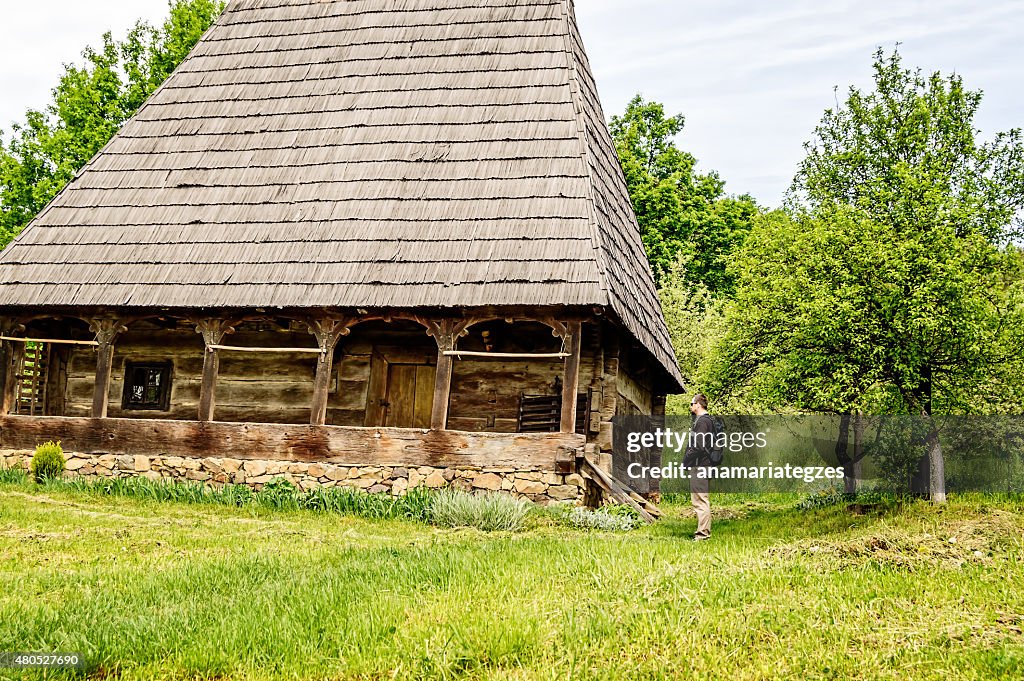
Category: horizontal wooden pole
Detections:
[
  {"x1": 0, "y1": 415, "x2": 585, "y2": 469},
  {"x1": 0, "y1": 335, "x2": 98, "y2": 346},
  {"x1": 442, "y1": 351, "x2": 570, "y2": 359},
  {"x1": 208, "y1": 344, "x2": 323, "y2": 354}
]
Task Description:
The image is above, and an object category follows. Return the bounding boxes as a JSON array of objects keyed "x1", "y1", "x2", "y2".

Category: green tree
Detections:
[
  {"x1": 610, "y1": 95, "x2": 759, "y2": 294},
  {"x1": 708, "y1": 49, "x2": 1024, "y2": 502},
  {"x1": 657, "y1": 254, "x2": 725, "y2": 414},
  {"x1": 0, "y1": 0, "x2": 223, "y2": 246}
]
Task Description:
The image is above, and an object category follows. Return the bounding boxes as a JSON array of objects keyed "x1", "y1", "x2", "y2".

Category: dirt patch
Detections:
[{"x1": 768, "y1": 510, "x2": 1024, "y2": 569}]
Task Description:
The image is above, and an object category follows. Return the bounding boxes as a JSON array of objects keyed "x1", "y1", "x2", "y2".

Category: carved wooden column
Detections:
[
  {"x1": 0, "y1": 318, "x2": 25, "y2": 415},
  {"x1": 195, "y1": 319, "x2": 236, "y2": 422},
  {"x1": 560, "y1": 321, "x2": 583, "y2": 433},
  {"x1": 418, "y1": 317, "x2": 474, "y2": 431},
  {"x1": 88, "y1": 317, "x2": 128, "y2": 418},
  {"x1": 307, "y1": 316, "x2": 355, "y2": 426},
  {"x1": 539, "y1": 317, "x2": 584, "y2": 434}
]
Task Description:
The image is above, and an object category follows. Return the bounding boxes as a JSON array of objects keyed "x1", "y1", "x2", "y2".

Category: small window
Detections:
[{"x1": 122, "y1": 362, "x2": 173, "y2": 411}]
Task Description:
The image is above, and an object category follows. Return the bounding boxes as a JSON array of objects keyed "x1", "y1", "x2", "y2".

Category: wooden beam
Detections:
[
  {"x1": 195, "y1": 319, "x2": 236, "y2": 422},
  {"x1": 560, "y1": 321, "x2": 582, "y2": 433},
  {"x1": 207, "y1": 344, "x2": 322, "y2": 353},
  {"x1": 0, "y1": 415, "x2": 585, "y2": 469},
  {"x1": 442, "y1": 350, "x2": 571, "y2": 359},
  {"x1": 88, "y1": 317, "x2": 127, "y2": 418},
  {"x1": 307, "y1": 317, "x2": 355, "y2": 426},
  {"x1": 415, "y1": 317, "x2": 477, "y2": 431},
  {"x1": 579, "y1": 457, "x2": 655, "y2": 523},
  {"x1": 0, "y1": 335, "x2": 98, "y2": 346}
]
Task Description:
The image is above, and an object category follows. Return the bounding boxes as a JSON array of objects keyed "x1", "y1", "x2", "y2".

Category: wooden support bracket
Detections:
[
  {"x1": 306, "y1": 316, "x2": 357, "y2": 426},
  {"x1": 87, "y1": 317, "x2": 128, "y2": 418},
  {"x1": 194, "y1": 318, "x2": 238, "y2": 422}
]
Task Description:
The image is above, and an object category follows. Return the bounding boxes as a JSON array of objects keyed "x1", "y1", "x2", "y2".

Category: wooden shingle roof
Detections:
[{"x1": 0, "y1": 0, "x2": 683, "y2": 389}]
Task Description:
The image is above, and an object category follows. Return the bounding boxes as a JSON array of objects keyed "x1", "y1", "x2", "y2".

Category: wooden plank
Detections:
[
  {"x1": 442, "y1": 350, "x2": 570, "y2": 359},
  {"x1": 0, "y1": 335, "x2": 98, "y2": 346},
  {"x1": 0, "y1": 415, "x2": 585, "y2": 469},
  {"x1": 4, "y1": 343, "x2": 22, "y2": 415},
  {"x1": 209, "y1": 344, "x2": 322, "y2": 353},
  {"x1": 385, "y1": 364, "x2": 416, "y2": 427},
  {"x1": 198, "y1": 348, "x2": 220, "y2": 421},
  {"x1": 560, "y1": 321, "x2": 582, "y2": 433},
  {"x1": 579, "y1": 457, "x2": 655, "y2": 524},
  {"x1": 413, "y1": 364, "x2": 435, "y2": 429},
  {"x1": 45, "y1": 346, "x2": 68, "y2": 417},
  {"x1": 431, "y1": 351, "x2": 453, "y2": 430},
  {"x1": 363, "y1": 349, "x2": 387, "y2": 426}
]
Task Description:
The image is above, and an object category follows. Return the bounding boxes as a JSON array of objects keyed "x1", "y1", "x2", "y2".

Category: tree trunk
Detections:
[
  {"x1": 919, "y1": 365, "x2": 946, "y2": 503},
  {"x1": 848, "y1": 411, "x2": 864, "y2": 495},
  {"x1": 835, "y1": 412, "x2": 856, "y2": 494}
]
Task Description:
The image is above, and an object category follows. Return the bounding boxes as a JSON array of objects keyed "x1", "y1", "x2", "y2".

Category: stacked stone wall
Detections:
[{"x1": 0, "y1": 450, "x2": 588, "y2": 505}]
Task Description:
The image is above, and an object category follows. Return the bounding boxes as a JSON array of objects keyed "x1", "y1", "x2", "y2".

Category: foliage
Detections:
[
  {"x1": 0, "y1": 0, "x2": 224, "y2": 246},
  {"x1": 0, "y1": 465, "x2": 27, "y2": 485},
  {"x1": 708, "y1": 49, "x2": 1024, "y2": 419},
  {"x1": 551, "y1": 503, "x2": 643, "y2": 532},
  {"x1": 38, "y1": 474, "x2": 434, "y2": 522},
  {"x1": 610, "y1": 95, "x2": 760, "y2": 294},
  {"x1": 29, "y1": 441, "x2": 65, "y2": 482},
  {"x1": 792, "y1": 49, "x2": 1024, "y2": 246},
  {"x1": 426, "y1": 489, "x2": 532, "y2": 532},
  {"x1": 656, "y1": 253, "x2": 728, "y2": 412}
]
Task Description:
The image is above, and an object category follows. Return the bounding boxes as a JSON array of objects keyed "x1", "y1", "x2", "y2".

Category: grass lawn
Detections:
[{"x1": 1, "y1": 481, "x2": 1023, "y2": 680}]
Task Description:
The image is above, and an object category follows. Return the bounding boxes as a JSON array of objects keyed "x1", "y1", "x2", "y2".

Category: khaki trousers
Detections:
[{"x1": 690, "y1": 470, "x2": 711, "y2": 538}]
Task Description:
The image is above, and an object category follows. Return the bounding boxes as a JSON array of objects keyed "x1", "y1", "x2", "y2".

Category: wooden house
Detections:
[{"x1": 0, "y1": 0, "x2": 682, "y2": 504}]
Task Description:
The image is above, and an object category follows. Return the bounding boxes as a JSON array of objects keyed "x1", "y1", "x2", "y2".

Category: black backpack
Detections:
[{"x1": 699, "y1": 414, "x2": 725, "y2": 466}]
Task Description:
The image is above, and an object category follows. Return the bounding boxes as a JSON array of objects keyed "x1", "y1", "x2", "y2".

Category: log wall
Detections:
[
  {"x1": 59, "y1": 318, "x2": 598, "y2": 430},
  {"x1": 0, "y1": 415, "x2": 584, "y2": 469},
  {"x1": 64, "y1": 320, "x2": 319, "y2": 424}
]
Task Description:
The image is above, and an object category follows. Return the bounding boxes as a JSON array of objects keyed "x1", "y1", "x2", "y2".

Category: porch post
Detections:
[
  {"x1": 89, "y1": 317, "x2": 128, "y2": 418},
  {"x1": 0, "y1": 318, "x2": 24, "y2": 415},
  {"x1": 307, "y1": 316, "x2": 355, "y2": 426},
  {"x1": 195, "y1": 319, "x2": 236, "y2": 422},
  {"x1": 560, "y1": 321, "x2": 582, "y2": 433},
  {"x1": 418, "y1": 317, "x2": 474, "y2": 431}
]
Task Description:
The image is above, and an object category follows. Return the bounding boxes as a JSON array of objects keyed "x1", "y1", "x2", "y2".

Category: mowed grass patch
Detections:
[{"x1": 1, "y1": 483, "x2": 1023, "y2": 680}]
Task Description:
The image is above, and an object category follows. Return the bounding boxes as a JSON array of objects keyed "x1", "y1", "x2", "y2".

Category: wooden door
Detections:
[{"x1": 384, "y1": 363, "x2": 435, "y2": 428}]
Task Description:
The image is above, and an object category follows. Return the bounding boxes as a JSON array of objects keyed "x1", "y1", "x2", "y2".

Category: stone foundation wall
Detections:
[{"x1": 0, "y1": 450, "x2": 588, "y2": 505}]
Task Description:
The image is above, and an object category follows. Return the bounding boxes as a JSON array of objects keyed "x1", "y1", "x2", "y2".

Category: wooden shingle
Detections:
[{"x1": 0, "y1": 0, "x2": 683, "y2": 389}]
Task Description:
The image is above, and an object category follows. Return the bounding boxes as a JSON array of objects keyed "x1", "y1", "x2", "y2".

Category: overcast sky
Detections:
[{"x1": 1, "y1": 1, "x2": 1021, "y2": 207}]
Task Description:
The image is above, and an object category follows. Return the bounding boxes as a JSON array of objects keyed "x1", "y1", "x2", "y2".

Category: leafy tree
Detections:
[
  {"x1": 610, "y1": 95, "x2": 759, "y2": 294},
  {"x1": 657, "y1": 254, "x2": 725, "y2": 414},
  {"x1": 792, "y1": 48, "x2": 1024, "y2": 244},
  {"x1": 0, "y1": 0, "x2": 224, "y2": 246},
  {"x1": 708, "y1": 49, "x2": 1024, "y2": 502}
]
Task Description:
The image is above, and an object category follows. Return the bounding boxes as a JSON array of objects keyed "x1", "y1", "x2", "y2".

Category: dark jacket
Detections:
[{"x1": 684, "y1": 413, "x2": 715, "y2": 467}]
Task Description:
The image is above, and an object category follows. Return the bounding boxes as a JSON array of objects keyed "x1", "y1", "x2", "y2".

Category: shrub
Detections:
[
  {"x1": 30, "y1": 441, "x2": 65, "y2": 482},
  {"x1": 553, "y1": 504, "x2": 643, "y2": 532},
  {"x1": 427, "y1": 489, "x2": 532, "y2": 532}
]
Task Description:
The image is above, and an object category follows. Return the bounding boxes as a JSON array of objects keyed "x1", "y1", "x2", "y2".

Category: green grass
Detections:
[{"x1": 1, "y1": 478, "x2": 1023, "y2": 680}]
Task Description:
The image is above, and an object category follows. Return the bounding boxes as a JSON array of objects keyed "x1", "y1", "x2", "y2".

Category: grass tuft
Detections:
[
  {"x1": 0, "y1": 464, "x2": 28, "y2": 485},
  {"x1": 427, "y1": 489, "x2": 532, "y2": 532}
]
